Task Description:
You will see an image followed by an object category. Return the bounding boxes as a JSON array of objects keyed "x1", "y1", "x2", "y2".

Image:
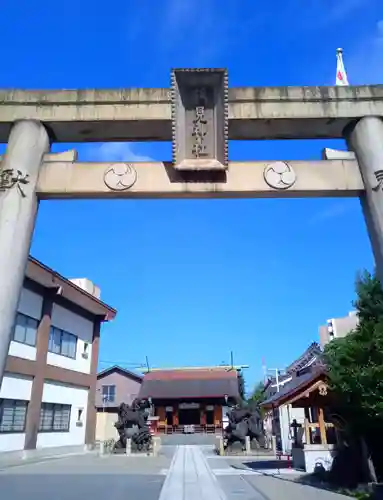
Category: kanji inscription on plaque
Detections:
[{"x1": 171, "y1": 68, "x2": 228, "y2": 171}]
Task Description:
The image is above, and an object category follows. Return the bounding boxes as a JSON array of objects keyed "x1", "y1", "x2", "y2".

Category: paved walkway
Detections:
[
  {"x1": 158, "y1": 446, "x2": 351, "y2": 500},
  {"x1": 159, "y1": 446, "x2": 226, "y2": 500},
  {"x1": 0, "y1": 445, "x2": 353, "y2": 500}
]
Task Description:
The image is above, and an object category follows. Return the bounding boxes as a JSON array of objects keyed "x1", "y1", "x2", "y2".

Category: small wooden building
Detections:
[
  {"x1": 262, "y1": 367, "x2": 338, "y2": 472},
  {"x1": 138, "y1": 367, "x2": 241, "y2": 434},
  {"x1": 261, "y1": 342, "x2": 323, "y2": 453}
]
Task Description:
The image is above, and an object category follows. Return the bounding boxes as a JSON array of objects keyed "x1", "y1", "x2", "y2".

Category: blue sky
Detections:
[{"x1": 1, "y1": 0, "x2": 382, "y2": 392}]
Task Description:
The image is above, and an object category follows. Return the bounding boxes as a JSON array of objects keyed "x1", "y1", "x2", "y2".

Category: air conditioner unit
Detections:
[{"x1": 69, "y1": 278, "x2": 101, "y2": 299}]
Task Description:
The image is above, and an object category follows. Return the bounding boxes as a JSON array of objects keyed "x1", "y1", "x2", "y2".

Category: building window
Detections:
[
  {"x1": 102, "y1": 385, "x2": 116, "y2": 403},
  {"x1": 0, "y1": 399, "x2": 28, "y2": 433},
  {"x1": 48, "y1": 326, "x2": 77, "y2": 359},
  {"x1": 13, "y1": 313, "x2": 39, "y2": 346},
  {"x1": 39, "y1": 403, "x2": 71, "y2": 432}
]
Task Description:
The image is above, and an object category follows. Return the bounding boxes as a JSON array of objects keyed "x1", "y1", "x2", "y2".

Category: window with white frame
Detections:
[
  {"x1": 48, "y1": 326, "x2": 77, "y2": 359},
  {"x1": 13, "y1": 313, "x2": 39, "y2": 346},
  {"x1": 102, "y1": 385, "x2": 116, "y2": 403},
  {"x1": 0, "y1": 399, "x2": 28, "y2": 433},
  {"x1": 39, "y1": 403, "x2": 71, "y2": 432}
]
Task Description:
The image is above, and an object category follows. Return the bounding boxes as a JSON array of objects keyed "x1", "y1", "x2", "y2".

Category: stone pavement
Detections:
[
  {"x1": 0, "y1": 452, "x2": 168, "y2": 500},
  {"x1": 0, "y1": 444, "x2": 93, "y2": 471},
  {"x1": 0, "y1": 445, "x2": 352, "y2": 500},
  {"x1": 159, "y1": 433, "x2": 218, "y2": 446},
  {"x1": 159, "y1": 445, "x2": 226, "y2": 500}
]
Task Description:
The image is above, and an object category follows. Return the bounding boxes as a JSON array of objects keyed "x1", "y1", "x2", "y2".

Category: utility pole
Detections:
[{"x1": 267, "y1": 367, "x2": 286, "y2": 453}]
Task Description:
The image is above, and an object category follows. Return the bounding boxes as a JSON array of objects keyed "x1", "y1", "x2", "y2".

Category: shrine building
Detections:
[{"x1": 138, "y1": 366, "x2": 242, "y2": 434}]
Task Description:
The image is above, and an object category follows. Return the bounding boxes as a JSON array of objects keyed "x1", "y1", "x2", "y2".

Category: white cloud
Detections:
[
  {"x1": 309, "y1": 201, "x2": 353, "y2": 225},
  {"x1": 97, "y1": 143, "x2": 153, "y2": 162},
  {"x1": 81, "y1": 143, "x2": 154, "y2": 162},
  {"x1": 156, "y1": 0, "x2": 229, "y2": 65},
  {"x1": 347, "y1": 20, "x2": 383, "y2": 84},
  {"x1": 125, "y1": 0, "x2": 249, "y2": 68},
  {"x1": 326, "y1": 0, "x2": 365, "y2": 22}
]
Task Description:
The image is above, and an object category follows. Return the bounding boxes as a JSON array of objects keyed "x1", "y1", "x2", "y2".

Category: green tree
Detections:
[
  {"x1": 237, "y1": 370, "x2": 246, "y2": 400},
  {"x1": 324, "y1": 271, "x2": 383, "y2": 480},
  {"x1": 248, "y1": 381, "x2": 267, "y2": 405},
  {"x1": 324, "y1": 271, "x2": 383, "y2": 429}
]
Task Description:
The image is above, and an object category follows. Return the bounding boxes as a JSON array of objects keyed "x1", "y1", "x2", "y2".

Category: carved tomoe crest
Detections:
[
  {"x1": 103, "y1": 163, "x2": 137, "y2": 191},
  {"x1": 263, "y1": 162, "x2": 296, "y2": 190},
  {"x1": 318, "y1": 383, "x2": 328, "y2": 396}
]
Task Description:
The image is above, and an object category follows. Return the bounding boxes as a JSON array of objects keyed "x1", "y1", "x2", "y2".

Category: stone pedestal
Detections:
[
  {"x1": 215, "y1": 435, "x2": 224, "y2": 456},
  {"x1": 347, "y1": 117, "x2": 383, "y2": 281},
  {"x1": 291, "y1": 446, "x2": 305, "y2": 470},
  {"x1": 245, "y1": 436, "x2": 251, "y2": 455},
  {"x1": 0, "y1": 120, "x2": 49, "y2": 388},
  {"x1": 152, "y1": 436, "x2": 161, "y2": 456},
  {"x1": 99, "y1": 441, "x2": 105, "y2": 455},
  {"x1": 126, "y1": 438, "x2": 132, "y2": 456},
  {"x1": 303, "y1": 444, "x2": 336, "y2": 473}
]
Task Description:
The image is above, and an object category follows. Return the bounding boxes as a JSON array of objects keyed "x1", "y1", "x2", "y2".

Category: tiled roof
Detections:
[
  {"x1": 97, "y1": 365, "x2": 143, "y2": 382},
  {"x1": 261, "y1": 367, "x2": 326, "y2": 409},
  {"x1": 285, "y1": 342, "x2": 323, "y2": 374},
  {"x1": 138, "y1": 368, "x2": 240, "y2": 400},
  {"x1": 144, "y1": 368, "x2": 238, "y2": 381}
]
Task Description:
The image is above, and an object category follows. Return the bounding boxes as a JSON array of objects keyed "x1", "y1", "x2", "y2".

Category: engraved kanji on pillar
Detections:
[
  {"x1": 171, "y1": 68, "x2": 228, "y2": 171},
  {"x1": 0, "y1": 168, "x2": 30, "y2": 197}
]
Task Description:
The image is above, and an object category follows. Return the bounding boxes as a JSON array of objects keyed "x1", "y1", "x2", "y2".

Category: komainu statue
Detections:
[
  {"x1": 114, "y1": 399, "x2": 152, "y2": 452},
  {"x1": 223, "y1": 405, "x2": 266, "y2": 451}
]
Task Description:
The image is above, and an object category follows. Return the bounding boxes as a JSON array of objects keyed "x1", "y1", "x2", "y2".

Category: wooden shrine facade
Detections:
[
  {"x1": 262, "y1": 367, "x2": 337, "y2": 447},
  {"x1": 138, "y1": 367, "x2": 241, "y2": 434}
]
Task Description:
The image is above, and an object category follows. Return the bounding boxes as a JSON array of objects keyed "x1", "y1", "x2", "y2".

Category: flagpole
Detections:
[{"x1": 336, "y1": 47, "x2": 349, "y2": 86}]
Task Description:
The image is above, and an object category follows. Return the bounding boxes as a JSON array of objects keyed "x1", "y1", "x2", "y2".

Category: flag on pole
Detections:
[{"x1": 336, "y1": 48, "x2": 349, "y2": 86}]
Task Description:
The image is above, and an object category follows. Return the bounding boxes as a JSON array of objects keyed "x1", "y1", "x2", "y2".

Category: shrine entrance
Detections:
[
  {"x1": 0, "y1": 68, "x2": 383, "y2": 390},
  {"x1": 179, "y1": 408, "x2": 200, "y2": 426}
]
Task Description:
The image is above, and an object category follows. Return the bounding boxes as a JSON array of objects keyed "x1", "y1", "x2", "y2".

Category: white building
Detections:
[
  {"x1": 319, "y1": 311, "x2": 359, "y2": 347},
  {"x1": 0, "y1": 257, "x2": 116, "y2": 453}
]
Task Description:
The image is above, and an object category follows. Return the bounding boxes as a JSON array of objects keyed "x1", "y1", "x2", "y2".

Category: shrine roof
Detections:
[
  {"x1": 261, "y1": 366, "x2": 327, "y2": 409},
  {"x1": 285, "y1": 342, "x2": 323, "y2": 374},
  {"x1": 138, "y1": 368, "x2": 240, "y2": 400}
]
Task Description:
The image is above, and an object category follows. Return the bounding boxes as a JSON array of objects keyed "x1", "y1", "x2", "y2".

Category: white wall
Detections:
[
  {"x1": 96, "y1": 412, "x2": 119, "y2": 441},
  {"x1": 0, "y1": 373, "x2": 33, "y2": 452},
  {"x1": 37, "y1": 381, "x2": 88, "y2": 448},
  {"x1": 0, "y1": 373, "x2": 33, "y2": 400},
  {"x1": 8, "y1": 287, "x2": 43, "y2": 361},
  {"x1": 280, "y1": 404, "x2": 305, "y2": 453},
  {"x1": 8, "y1": 341, "x2": 36, "y2": 361},
  {"x1": 47, "y1": 304, "x2": 93, "y2": 374}
]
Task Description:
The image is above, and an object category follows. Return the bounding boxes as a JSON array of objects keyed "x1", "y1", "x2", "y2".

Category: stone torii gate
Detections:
[{"x1": 0, "y1": 68, "x2": 383, "y2": 387}]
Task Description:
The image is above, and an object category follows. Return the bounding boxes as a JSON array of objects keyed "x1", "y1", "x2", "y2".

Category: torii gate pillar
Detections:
[
  {"x1": 0, "y1": 120, "x2": 50, "y2": 388},
  {"x1": 347, "y1": 117, "x2": 383, "y2": 282}
]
